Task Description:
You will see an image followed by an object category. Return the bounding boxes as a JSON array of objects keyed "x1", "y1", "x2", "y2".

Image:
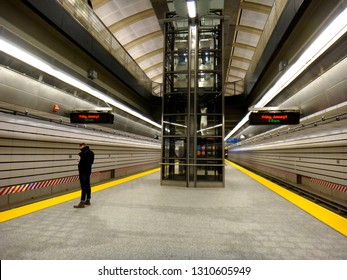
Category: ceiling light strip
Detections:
[
  {"x1": 0, "y1": 38, "x2": 161, "y2": 129},
  {"x1": 187, "y1": 1, "x2": 197, "y2": 18},
  {"x1": 224, "y1": 7, "x2": 347, "y2": 141}
]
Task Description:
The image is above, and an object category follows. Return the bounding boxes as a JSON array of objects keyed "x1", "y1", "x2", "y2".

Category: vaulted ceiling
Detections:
[
  {"x1": 59, "y1": 0, "x2": 337, "y2": 139},
  {"x1": 91, "y1": 0, "x2": 277, "y2": 97},
  {"x1": 89, "y1": 0, "x2": 297, "y2": 137}
]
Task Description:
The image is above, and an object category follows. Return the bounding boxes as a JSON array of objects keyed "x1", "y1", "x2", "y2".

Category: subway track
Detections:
[{"x1": 242, "y1": 166, "x2": 347, "y2": 218}]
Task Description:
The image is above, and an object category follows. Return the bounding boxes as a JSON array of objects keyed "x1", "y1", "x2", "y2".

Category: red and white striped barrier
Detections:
[
  {"x1": 310, "y1": 178, "x2": 347, "y2": 193},
  {"x1": 0, "y1": 172, "x2": 102, "y2": 196}
]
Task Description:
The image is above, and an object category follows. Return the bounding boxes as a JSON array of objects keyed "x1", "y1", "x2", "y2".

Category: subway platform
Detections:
[{"x1": 0, "y1": 161, "x2": 346, "y2": 260}]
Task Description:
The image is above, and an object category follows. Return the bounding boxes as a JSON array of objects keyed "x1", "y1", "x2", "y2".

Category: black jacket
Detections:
[{"x1": 78, "y1": 146, "x2": 94, "y2": 174}]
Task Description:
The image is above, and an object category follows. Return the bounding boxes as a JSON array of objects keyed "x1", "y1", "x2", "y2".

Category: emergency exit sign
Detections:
[{"x1": 249, "y1": 111, "x2": 300, "y2": 125}]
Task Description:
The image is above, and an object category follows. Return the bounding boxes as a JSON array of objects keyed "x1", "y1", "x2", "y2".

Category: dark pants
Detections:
[{"x1": 79, "y1": 172, "x2": 91, "y2": 201}]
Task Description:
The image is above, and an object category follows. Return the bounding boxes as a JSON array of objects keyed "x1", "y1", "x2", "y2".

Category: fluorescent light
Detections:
[
  {"x1": 187, "y1": 0, "x2": 196, "y2": 18},
  {"x1": 197, "y1": 123, "x2": 222, "y2": 133},
  {"x1": 224, "y1": 113, "x2": 250, "y2": 140},
  {"x1": 254, "y1": 6, "x2": 347, "y2": 108},
  {"x1": 93, "y1": 107, "x2": 112, "y2": 111},
  {"x1": 224, "y1": 7, "x2": 347, "y2": 141},
  {"x1": 0, "y1": 38, "x2": 162, "y2": 129},
  {"x1": 163, "y1": 121, "x2": 187, "y2": 128}
]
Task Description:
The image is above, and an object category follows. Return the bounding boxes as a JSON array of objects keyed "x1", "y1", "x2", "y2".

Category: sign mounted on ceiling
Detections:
[
  {"x1": 249, "y1": 111, "x2": 300, "y2": 125},
  {"x1": 70, "y1": 112, "x2": 114, "y2": 124}
]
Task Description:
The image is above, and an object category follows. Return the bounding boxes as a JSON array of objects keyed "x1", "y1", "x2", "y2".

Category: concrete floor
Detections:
[{"x1": 0, "y1": 163, "x2": 346, "y2": 260}]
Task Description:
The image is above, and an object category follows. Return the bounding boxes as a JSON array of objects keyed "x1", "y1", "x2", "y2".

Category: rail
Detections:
[
  {"x1": 249, "y1": 167, "x2": 347, "y2": 218},
  {"x1": 56, "y1": 0, "x2": 153, "y2": 94}
]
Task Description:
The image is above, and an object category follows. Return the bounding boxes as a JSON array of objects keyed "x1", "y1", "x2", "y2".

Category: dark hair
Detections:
[{"x1": 79, "y1": 143, "x2": 85, "y2": 147}]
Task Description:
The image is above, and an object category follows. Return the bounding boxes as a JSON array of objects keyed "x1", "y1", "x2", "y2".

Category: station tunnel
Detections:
[{"x1": 0, "y1": 0, "x2": 346, "y2": 260}]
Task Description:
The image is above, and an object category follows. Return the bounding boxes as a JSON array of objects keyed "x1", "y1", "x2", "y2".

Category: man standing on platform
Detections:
[{"x1": 74, "y1": 143, "x2": 94, "y2": 208}]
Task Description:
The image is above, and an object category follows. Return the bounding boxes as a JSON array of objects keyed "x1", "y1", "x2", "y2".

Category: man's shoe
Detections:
[
  {"x1": 73, "y1": 202, "x2": 85, "y2": 208},
  {"x1": 85, "y1": 199, "x2": 91, "y2": 206}
]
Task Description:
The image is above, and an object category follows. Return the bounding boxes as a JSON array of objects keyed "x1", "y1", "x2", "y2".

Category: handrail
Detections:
[{"x1": 56, "y1": 0, "x2": 154, "y2": 93}]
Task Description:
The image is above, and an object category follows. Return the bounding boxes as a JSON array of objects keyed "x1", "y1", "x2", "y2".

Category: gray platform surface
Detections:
[{"x1": 0, "y1": 163, "x2": 346, "y2": 259}]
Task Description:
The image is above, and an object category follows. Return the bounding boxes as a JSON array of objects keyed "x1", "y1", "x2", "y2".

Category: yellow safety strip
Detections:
[
  {"x1": 226, "y1": 160, "x2": 347, "y2": 237},
  {"x1": 0, "y1": 168, "x2": 160, "y2": 223}
]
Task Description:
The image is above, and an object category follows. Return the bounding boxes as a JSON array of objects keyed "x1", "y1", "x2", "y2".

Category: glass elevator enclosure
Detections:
[{"x1": 161, "y1": 11, "x2": 224, "y2": 187}]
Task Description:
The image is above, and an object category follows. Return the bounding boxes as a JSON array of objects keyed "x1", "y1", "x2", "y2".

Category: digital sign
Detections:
[
  {"x1": 70, "y1": 112, "x2": 114, "y2": 124},
  {"x1": 249, "y1": 111, "x2": 300, "y2": 125}
]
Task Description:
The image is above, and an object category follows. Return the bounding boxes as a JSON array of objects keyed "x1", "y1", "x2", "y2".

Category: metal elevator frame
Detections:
[{"x1": 161, "y1": 11, "x2": 225, "y2": 188}]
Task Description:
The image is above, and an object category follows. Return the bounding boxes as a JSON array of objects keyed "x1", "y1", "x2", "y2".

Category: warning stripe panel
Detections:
[
  {"x1": 310, "y1": 178, "x2": 347, "y2": 193},
  {"x1": 0, "y1": 172, "x2": 103, "y2": 196}
]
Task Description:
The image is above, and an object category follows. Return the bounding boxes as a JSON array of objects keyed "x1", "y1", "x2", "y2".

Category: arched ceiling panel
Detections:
[
  {"x1": 226, "y1": 0, "x2": 276, "y2": 96},
  {"x1": 143, "y1": 62, "x2": 163, "y2": 73},
  {"x1": 240, "y1": 9, "x2": 269, "y2": 29},
  {"x1": 236, "y1": 31, "x2": 261, "y2": 47},
  {"x1": 108, "y1": 9, "x2": 155, "y2": 33},
  {"x1": 233, "y1": 46, "x2": 255, "y2": 60},
  {"x1": 123, "y1": 30, "x2": 162, "y2": 50},
  {"x1": 93, "y1": 0, "x2": 164, "y2": 89},
  {"x1": 146, "y1": 68, "x2": 163, "y2": 79},
  {"x1": 138, "y1": 53, "x2": 163, "y2": 68},
  {"x1": 136, "y1": 48, "x2": 163, "y2": 64},
  {"x1": 115, "y1": 18, "x2": 161, "y2": 45}
]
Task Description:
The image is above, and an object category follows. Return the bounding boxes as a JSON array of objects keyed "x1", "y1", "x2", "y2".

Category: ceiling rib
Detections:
[
  {"x1": 135, "y1": 48, "x2": 164, "y2": 64},
  {"x1": 230, "y1": 55, "x2": 252, "y2": 64},
  {"x1": 232, "y1": 42, "x2": 257, "y2": 51},
  {"x1": 123, "y1": 30, "x2": 162, "y2": 50},
  {"x1": 108, "y1": 9, "x2": 156, "y2": 33},
  {"x1": 91, "y1": 0, "x2": 110, "y2": 10},
  {"x1": 240, "y1": 1, "x2": 272, "y2": 14},
  {"x1": 229, "y1": 66, "x2": 248, "y2": 73},
  {"x1": 225, "y1": 0, "x2": 275, "y2": 96},
  {"x1": 235, "y1": 25, "x2": 263, "y2": 36},
  {"x1": 143, "y1": 62, "x2": 163, "y2": 73},
  {"x1": 150, "y1": 73, "x2": 163, "y2": 81}
]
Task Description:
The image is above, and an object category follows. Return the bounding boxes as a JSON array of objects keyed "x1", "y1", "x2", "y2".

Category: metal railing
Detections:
[{"x1": 56, "y1": 0, "x2": 154, "y2": 93}]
